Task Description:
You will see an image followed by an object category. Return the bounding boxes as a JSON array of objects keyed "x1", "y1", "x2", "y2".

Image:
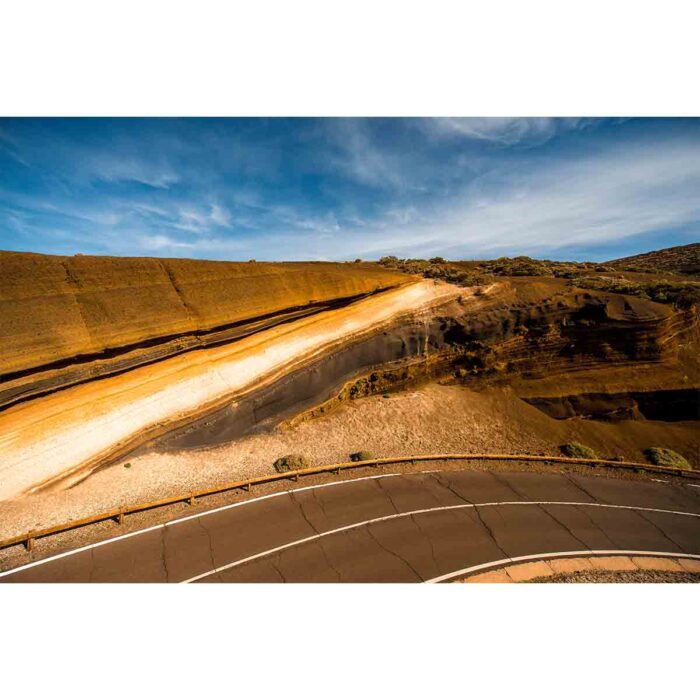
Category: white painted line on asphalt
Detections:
[
  {"x1": 0, "y1": 472, "x2": 401, "y2": 579},
  {"x1": 688, "y1": 484, "x2": 700, "y2": 489},
  {"x1": 425, "y1": 550, "x2": 700, "y2": 583},
  {"x1": 181, "y1": 501, "x2": 700, "y2": 583},
  {"x1": 651, "y1": 479, "x2": 669, "y2": 484},
  {"x1": 166, "y1": 472, "x2": 402, "y2": 528}
]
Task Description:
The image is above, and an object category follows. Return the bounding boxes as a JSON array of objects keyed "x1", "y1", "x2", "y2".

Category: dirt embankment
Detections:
[{"x1": 0, "y1": 251, "x2": 409, "y2": 406}]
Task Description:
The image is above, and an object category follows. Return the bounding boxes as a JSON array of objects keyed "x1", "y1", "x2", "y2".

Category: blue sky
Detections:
[{"x1": 0, "y1": 117, "x2": 698, "y2": 261}]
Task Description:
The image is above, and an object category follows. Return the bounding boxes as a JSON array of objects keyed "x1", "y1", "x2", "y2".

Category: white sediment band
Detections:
[{"x1": 0, "y1": 280, "x2": 460, "y2": 501}]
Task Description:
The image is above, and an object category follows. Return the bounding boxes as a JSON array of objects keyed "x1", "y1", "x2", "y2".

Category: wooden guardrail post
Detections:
[
  {"x1": 118, "y1": 510, "x2": 125, "y2": 525},
  {"x1": 188, "y1": 494, "x2": 195, "y2": 505},
  {"x1": 242, "y1": 483, "x2": 250, "y2": 492},
  {"x1": 26, "y1": 533, "x2": 35, "y2": 552}
]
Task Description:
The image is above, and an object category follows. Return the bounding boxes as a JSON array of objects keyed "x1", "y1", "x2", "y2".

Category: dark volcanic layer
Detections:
[
  {"x1": 145, "y1": 276, "x2": 699, "y2": 455},
  {"x1": 523, "y1": 388, "x2": 700, "y2": 421}
]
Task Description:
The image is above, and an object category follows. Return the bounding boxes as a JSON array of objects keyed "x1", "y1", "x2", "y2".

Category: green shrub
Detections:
[
  {"x1": 350, "y1": 451, "x2": 375, "y2": 462},
  {"x1": 124, "y1": 462, "x2": 132, "y2": 469},
  {"x1": 482, "y1": 256, "x2": 553, "y2": 277},
  {"x1": 644, "y1": 447, "x2": 691, "y2": 470},
  {"x1": 378, "y1": 255, "x2": 400, "y2": 266},
  {"x1": 273, "y1": 454, "x2": 308, "y2": 473},
  {"x1": 560, "y1": 442, "x2": 598, "y2": 460}
]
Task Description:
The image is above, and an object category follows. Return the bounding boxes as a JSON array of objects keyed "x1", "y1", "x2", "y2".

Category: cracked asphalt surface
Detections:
[{"x1": 2, "y1": 470, "x2": 700, "y2": 582}]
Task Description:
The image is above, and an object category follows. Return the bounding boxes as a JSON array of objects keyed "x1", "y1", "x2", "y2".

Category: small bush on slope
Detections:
[
  {"x1": 273, "y1": 454, "x2": 308, "y2": 473},
  {"x1": 350, "y1": 451, "x2": 375, "y2": 462},
  {"x1": 560, "y1": 442, "x2": 598, "y2": 460},
  {"x1": 644, "y1": 447, "x2": 692, "y2": 470}
]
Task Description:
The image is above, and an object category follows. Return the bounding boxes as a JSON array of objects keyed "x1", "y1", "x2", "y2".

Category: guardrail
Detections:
[{"x1": 1, "y1": 452, "x2": 697, "y2": 552}]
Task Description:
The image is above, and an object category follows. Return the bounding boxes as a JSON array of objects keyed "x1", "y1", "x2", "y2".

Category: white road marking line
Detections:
[
  {"x1": 651, "y1": 479, "x2": 669, "y2": 484},
  {"x1": 0, "y1": 472, "x2": 401, "y2": 578},
  {"x1": 180, "y1": 501, "x2": 700, "y2": 583},
  {"x1": 424, "y1": 550, "x2": 700, "y2": 583},
  {"x1": 688, "y1": 484, "x2": 700, "y2": 489},
  {"x1": 165, "y1": 472, "x2": 401, "y2": 527}
]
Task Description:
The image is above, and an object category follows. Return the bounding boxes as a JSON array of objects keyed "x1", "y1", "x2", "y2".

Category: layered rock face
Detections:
[
  {"x1": 0, "y1": 276, "x2": 458, "y2": 500},
  {"x1": 1, "y1": 252, "x2": 697, "y2": 502},
  {"x1": 438, "y1": 277, "x2": 693, "y2": 376},
  {"x1": 150, "y1": 277, "x2": 699, "y2": 451},
  {"x1": 0, "y1": 251, "x2": 408, "y2": 407}
]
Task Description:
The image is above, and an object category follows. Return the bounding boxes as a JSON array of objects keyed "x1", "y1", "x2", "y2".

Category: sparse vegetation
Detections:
[
  {"x1": 644, "y1": 447, "x2": 692, "y2": 470},
  {"x1": 377, "y1": 249, "x2": 700, "y2": 309},
  {"x1": 569, "y1": 276, "x2": 700, "y2": 308},
  {"x1": 377, "y1": 256, "x2": 493, "y2": 286},
  {"x1": 273, "y1": 454, "x2": 309, "y2": 473},
  {"x1": 609, "y1": 243, "x2": 700, "y2": 277},
  {"x1": 350, "y1": 451, "x2": 375, "y2": 462},
  {"x1": 124, "y1": 462, "x2": 132, "y2": 469},
  {"x1": 480, "y1": 256, "x2": 553, "y2": 277},
  {"x1": 560, "y1": 442, "x2": 598, "y2": 460}
]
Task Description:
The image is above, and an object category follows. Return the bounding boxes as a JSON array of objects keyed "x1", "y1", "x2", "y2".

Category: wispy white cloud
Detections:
[
  {"x1": 136, "y1": 234, "x2": 251, "y2": 257},
  {"x1": 86, "y1": 155, "x2": 180, "y2": 189},
  {"x1": 325, "y1": 120, "x2": 419, "y2": 190},
  {"x1": 425, "y1": 117, "x2": 600, "y2": 147},
  {"x1": 209, "y1": 203, "x2": 231, "y2": 227},
  {"x1": 138, "y1": 234, "x2": 196, "y2": 251},
  {"x1": 0, "y1": 126, "x2": 31, "y2": 167},
  {"x1": 307, "y1": 137, "x2": 700, "y2": 260}
]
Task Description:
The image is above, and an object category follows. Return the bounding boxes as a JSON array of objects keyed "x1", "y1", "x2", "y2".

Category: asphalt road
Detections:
[{"x1": 2, "y1": 470, "x2": 700, "y2": 582}]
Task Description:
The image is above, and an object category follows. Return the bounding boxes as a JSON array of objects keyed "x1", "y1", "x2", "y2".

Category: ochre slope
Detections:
[{"x1": 0, "y1": 251, "x2": 409, "y2": 384}]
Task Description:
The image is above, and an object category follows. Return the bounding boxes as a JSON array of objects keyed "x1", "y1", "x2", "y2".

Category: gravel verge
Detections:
[{"x1": 530, "y1": 569, "x2": 700, "y2": 583}]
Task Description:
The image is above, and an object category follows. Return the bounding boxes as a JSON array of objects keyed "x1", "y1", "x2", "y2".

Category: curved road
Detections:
[{"x1": 2, "y1": 470, "x2": 700, "y2": 582}]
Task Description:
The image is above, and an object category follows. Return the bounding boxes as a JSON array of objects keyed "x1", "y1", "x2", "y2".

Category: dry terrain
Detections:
[{"x1": 0, "y1": 245, "x2": 698, "y2": 551}]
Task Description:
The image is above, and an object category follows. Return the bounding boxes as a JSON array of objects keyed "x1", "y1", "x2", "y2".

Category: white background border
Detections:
[{"x1": 1, "y1": 1, "x2": 698, "y2": 697}]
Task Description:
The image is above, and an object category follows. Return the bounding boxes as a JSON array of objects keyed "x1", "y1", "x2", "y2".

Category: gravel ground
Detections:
[{"x1": 530, "y1": 570, "x2": 700, "y2": 583}]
